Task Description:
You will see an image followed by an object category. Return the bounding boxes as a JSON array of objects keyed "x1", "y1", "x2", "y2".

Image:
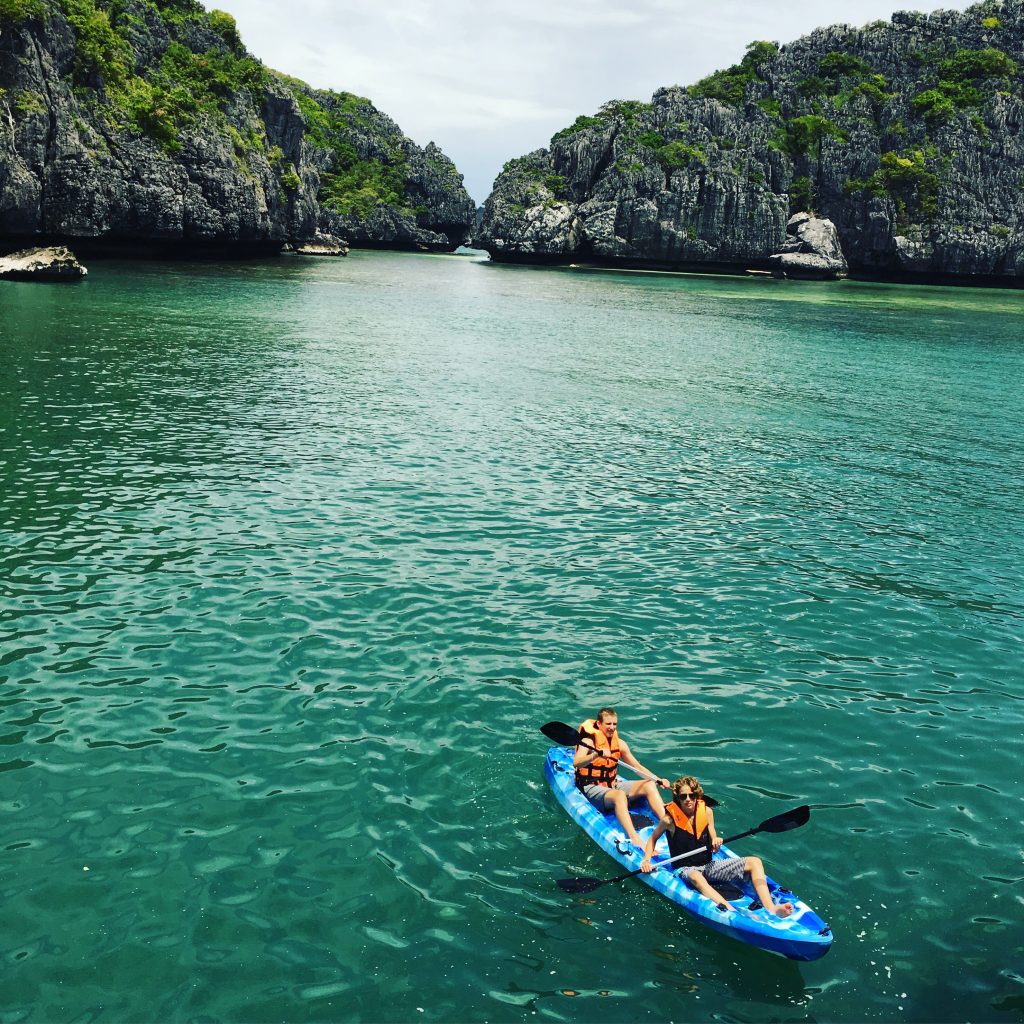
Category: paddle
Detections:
[
  {"x1": 555, "y1": 804, "x2": 811, "y2": 894},
  {"x1": 540, "y1": 720, "x2": 717, "y2": 804}
]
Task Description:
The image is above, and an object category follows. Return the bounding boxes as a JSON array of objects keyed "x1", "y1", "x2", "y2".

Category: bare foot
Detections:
[{"x1": 769, "y1": 902, "x2": 794, "y2": 918}]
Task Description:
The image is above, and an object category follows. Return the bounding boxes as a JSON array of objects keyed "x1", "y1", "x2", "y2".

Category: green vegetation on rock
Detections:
[
  {"x1": 911, "y1": 47, "x2": 1017, "y2": 124},
  {"x1": 846, "y1": 148, "x2": 941, "y2": 221},
  {"x1": 597, "y1": 99, "x2": 651, "y2": 125},
  {"x1": 13, "y1": 88, "x2": 48, "y2": 115},
  {"x1": 293, "y1": 90, "x2": 411, "y2": 219},
  {"x1": 208, "y1": 8, "x2": 242, "y2": 53},
  {"x1": 796, "y1": 76, "x2": 829, "y2": 98},
  {"x1": 50, "y1": 0, "x2": 269, "y2": 152},
  {"x1": 691, "y1": 40, "x2": 779, "y2": 106},
  {"x1": 655, "y1": 140, "x2": 707, "y2": 170},
  {"x1": 788, "y1": 175, "x2": 813, "y2": 214},
  {"x1": 778, "y1": 114, "x2": 846, "y2": 155},
  {"x1": 551, "y1": 114, "x2": 605, "y2": 144},
  {"x1": 0, "y1": 0, "x2": 46, "y2": 24},
  {"x1": 550, "y1": 100, "x2": 652, "y2": 146},
  {"x1": 632, "y1": 129, "x2": 707, "y2": 172},
  {"x1": 59, "y1": 0, "x2": 132, "y2": 87},
  {"x1": 818, "y1": 51, "x2": 871, "y2": 79}
]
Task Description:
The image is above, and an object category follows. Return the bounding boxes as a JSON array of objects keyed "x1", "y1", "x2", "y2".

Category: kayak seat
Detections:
[{"x1": 716, "y1": 882, "x2": 745, "y2": 902}]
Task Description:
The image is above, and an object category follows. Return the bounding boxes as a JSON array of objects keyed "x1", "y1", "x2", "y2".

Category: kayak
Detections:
[{"x1": 544, "y1": 744, "x2": 833, "y2": 961}]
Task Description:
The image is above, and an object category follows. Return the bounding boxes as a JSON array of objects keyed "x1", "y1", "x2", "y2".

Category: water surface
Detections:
[{"x1": 2, "y1": 252, "x2": 1023, "y2": 1022}]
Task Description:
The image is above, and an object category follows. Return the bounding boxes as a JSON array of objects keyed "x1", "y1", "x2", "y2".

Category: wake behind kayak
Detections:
[{"x1": 544, "y1": 745, "x2": 833, "y2": 961}]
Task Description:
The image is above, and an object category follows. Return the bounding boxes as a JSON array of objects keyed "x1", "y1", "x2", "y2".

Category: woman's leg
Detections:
[
  {"x1": 744, "y1": 856, "x2": 794, "y2": 918},
  {"x1": 685, "y1": 869, "x2": 729, "y2": 912}
]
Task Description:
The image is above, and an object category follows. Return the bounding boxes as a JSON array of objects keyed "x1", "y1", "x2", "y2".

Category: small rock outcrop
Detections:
[
  {"x1": 0, "y1": 245, "x2": 86, "y2": 281},
  {"x1": 769, "y1": 213, "x2": 848, "y2": 278},
  {"x1": 478, "y1": 1, "x2": 1024, "y2": 285},
  {"x1": 0, "y1": 1, "x2": 474, "y2": 257},
  {"x1": 287, "y1": 234, "x2": 349, "y2": 256}
]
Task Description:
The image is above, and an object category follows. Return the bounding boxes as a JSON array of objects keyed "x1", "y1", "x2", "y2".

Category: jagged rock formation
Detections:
[
  {"x1": 0, "y1": 243, "x2": 85, "y2": 278},
  {"x1": 769, "y1": 212, "x2": 848, "y2": 277},
  {"x1": 286, "y1": 233, "x2": 348, "y2": 256},
  {"x1": 0, "y1": 0, "x2": 474, "y2": 257},
  {"x1": 478, "y1": 0, "x2": 1024, "y2": 284}
]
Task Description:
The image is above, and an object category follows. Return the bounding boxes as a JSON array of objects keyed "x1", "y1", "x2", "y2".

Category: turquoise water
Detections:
[{"x1": 1, "y1": 251, "x2": 1022, "y2": 1023}]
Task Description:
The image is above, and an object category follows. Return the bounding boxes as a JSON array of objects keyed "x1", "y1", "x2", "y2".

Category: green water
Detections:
[{"x1": 1, "y1": 251, "x2": 1022, "y2": 1023}]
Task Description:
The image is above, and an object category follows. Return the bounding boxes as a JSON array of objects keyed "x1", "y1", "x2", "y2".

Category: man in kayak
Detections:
[
  {"x1": 639, "y1": 776, "x2": 794, "y2": 918},
  {"x1": 574, "y1": 708, "x2": 670, "y2": 848}
]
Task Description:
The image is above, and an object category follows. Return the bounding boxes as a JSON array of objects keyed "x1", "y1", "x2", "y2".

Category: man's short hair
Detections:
[{"x1": 596, "y1": 707, "x2": 617, "y2": 722}]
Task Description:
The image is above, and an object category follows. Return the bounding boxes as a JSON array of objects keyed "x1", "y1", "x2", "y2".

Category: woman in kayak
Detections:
[
  {"x1": 639, "y1": 776, "x2": 794, "y2": 918},
  {"x1": 574, "y1": 708, "x2": 670, "y2": 848}
]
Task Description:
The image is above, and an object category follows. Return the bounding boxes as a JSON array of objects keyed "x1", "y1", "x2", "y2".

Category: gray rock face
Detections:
[
  {"x1": 287, "y1": 234, "x2": 349, "y2": 256},
  {"x1": 0, "y1": 244, "x2": 86, "y2": 280},
  {"x1": 0, "y1": 2, "x2": 473, "y2": 256},
  {"x1": 769, "y1": 251, "x2": 848, "y2": 278},
  {"x1": 478, "y1": 1, "x2": 1024, "y2": 284},
  {"x1": 769, "y1": 212, "x2": 848, "y2": 277}
]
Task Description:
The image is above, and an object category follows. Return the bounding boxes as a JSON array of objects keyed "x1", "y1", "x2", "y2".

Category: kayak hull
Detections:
[{"x1": 544, "y1": 745, "x2": 833, "y2": 961}]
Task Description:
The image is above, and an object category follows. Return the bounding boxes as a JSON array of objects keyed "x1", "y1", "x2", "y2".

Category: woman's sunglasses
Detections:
[{"x1": 676, "y1": 792, "x2": 697, "y2": 800}]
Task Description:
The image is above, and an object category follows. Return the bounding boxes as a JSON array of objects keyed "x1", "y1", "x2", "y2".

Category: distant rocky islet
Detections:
[
  {"x1": 477, "y1": 0, "x2": 1024, "y2": 285},
  {"x1": 0, "y1": 0, "x2": 475, "y2": 264}
]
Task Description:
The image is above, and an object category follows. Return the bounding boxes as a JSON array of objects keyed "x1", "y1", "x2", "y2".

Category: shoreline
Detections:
[
  {"x1": 0, "y1": 234, "x2": 468, "y2": 263},
  {"x1": 483, "y1": 253, "x2": 1024, "y2": 291},
  {"x1": 5, "y1": 236, "x2": 1023, "y2": 292}
]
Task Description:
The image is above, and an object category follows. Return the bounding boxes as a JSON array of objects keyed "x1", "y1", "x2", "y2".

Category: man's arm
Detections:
[{"x1": 573, "y1": 741, "x2": 607, "y2": 769}]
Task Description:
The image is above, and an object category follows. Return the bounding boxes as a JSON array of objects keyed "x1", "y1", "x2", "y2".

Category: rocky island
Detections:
[
  {"x1": 0, "y1": 0, "x2": 475, "y2": 258},
  {"x1": 477, "y1": 0, "x2": 1024, "y2": 285}
]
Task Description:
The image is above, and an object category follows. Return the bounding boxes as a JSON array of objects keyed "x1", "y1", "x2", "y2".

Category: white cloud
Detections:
[{"x1": 204, "y1": 0, "x2": 980, "y2": 202}]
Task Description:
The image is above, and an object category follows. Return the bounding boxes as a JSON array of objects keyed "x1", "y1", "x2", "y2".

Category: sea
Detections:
[{"x1": 1, "y1": 249, "x2": 1022, "y2": 1023}]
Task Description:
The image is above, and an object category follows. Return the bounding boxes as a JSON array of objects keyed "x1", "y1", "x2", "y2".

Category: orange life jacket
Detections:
[
  {"x1": 574, "y1": 719, "x2": 620, "y2": 790},
  {"x1": 666, "y1": 798, "x2": 712, "y2": 866}
]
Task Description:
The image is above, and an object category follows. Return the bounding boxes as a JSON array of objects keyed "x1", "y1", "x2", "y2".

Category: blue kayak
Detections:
[{"x1": 545, "y1": 745, "x2": 833, "y2": 961}]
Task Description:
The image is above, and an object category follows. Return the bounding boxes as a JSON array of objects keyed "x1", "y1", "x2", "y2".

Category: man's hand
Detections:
[
  {"x1": 640, "y1": 856, "x2": 653, "y2": 874},
  {"x1": 711, "y1": 836, "x2": 723, "y2": 853}
]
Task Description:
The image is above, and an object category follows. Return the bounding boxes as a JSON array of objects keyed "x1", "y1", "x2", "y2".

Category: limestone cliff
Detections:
[
  {"x1": 0, "y1": 0, "x2": 474, "y2": 256},
  {"x1": 478, "y1": 0, "x2": 1024, "y2": 284}
]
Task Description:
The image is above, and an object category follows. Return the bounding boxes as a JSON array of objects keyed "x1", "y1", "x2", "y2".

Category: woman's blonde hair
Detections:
[{"x1": 672, "y1": 776, "x2": 703, "y2": 799}]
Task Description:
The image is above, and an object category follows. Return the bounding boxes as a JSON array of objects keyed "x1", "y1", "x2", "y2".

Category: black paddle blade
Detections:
[
  {"x1": 540, "y1": 721, "x2": 582, "y2": 747},
  {"x1": 556, "y1": 876, "x2": 609, "y2": 894},
  {"x1": 758, "y1": 804, "x2": 810, "y2": 834}
]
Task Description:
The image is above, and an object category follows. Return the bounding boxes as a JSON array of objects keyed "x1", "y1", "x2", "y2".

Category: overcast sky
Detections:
[{"x1": 204, "y1": 0, "x2": 979, "y2": 203}]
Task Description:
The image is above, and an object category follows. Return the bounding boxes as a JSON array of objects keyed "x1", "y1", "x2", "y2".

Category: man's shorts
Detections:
[
  {"x1": 683, "y1": 856, "x2": 747, "y2": 885},
  {"x1": 582, "y1": 778, "x2": 636, "y2": 809}
]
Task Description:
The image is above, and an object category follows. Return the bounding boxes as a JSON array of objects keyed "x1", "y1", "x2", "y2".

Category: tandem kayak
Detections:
[{"x1": 544, "y1": 745, "x2": 833, "y2": 961}]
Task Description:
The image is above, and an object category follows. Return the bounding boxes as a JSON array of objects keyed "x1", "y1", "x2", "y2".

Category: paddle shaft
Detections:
[{"x1": 610, "y1": 828, "x2": 752, "y2": 885}]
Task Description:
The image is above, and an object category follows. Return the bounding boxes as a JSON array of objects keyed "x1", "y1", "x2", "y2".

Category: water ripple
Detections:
[{"x1": 1, "y1": 254, "x2": 1022, "y2": 1021}]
